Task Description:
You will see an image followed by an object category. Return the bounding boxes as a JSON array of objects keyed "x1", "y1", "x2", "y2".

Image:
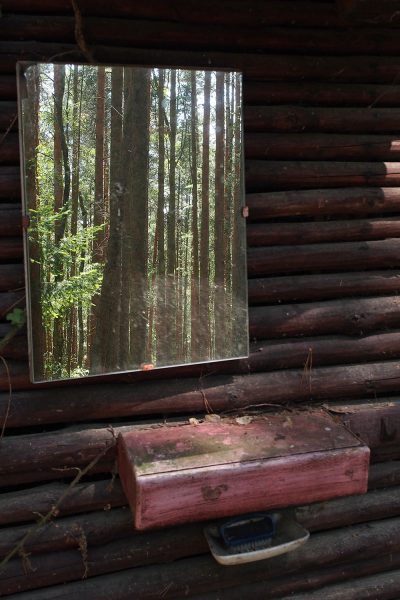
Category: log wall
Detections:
[{"x1": 1, "y1": 0, "x2": 400, "y2": 597}]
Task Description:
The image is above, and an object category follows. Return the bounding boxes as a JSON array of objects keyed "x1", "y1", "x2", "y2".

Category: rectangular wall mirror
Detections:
[{"x1": 18, "y1": 62, "x2": 248, "y2": 382}]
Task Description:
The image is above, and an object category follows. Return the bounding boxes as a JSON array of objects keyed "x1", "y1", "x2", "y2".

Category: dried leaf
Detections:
[
  {"x1": 235, "y1": 415, "x2": 253, "y2": 425},
  {"x1": 283, "y1": 416, "x2": 293, "y2": 428},
  {"x1": 205, "y1": 414, "x2": 221, "y2": 423}
]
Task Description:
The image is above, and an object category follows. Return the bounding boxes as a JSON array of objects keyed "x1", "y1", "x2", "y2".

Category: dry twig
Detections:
[{"x1": 0, "y1": 431, "x2": 116, "y2": 572}]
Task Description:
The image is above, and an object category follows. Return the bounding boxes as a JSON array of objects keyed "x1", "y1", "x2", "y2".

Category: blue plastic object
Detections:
[{"x1": 219, "y1": 512, "x2": 278, "y2": 550}]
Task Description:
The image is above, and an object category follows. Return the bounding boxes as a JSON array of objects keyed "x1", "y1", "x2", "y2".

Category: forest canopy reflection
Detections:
[{"x1": 19, "y1": 63, "x2": 248, "y2": 382}]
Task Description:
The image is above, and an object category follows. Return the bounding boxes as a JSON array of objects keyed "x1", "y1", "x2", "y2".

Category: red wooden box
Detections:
[{"x1": 118, "y1": 410, "x2": 370, "y2": 530}]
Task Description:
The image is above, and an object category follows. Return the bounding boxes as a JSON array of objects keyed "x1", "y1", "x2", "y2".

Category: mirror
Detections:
[{"x1": 18, "y1": 63, "x2": 248, "y2": 382}]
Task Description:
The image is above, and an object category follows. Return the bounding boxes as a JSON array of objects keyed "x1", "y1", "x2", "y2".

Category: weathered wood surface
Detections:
[
  {"x1": 1, "y1": 484, "x2": 399, "y2": 559},
  {"x1": 276, "y1": 569, "x2": 400, "y2": 600},
  {"x1": 0, "y1": 1, "x2": 341, "y2": 28},
  {"x1": 0, "y1": 459, "x2": 398, "y2": 529},
  {"x1": 248, "y1": 332, "x2": 400, "y2": 370},
  {"x1": 244, "y1": 107, "x2": 400, "y2": 133},
  {"x1": 298, "y1": 486, "x2": 400, "y2": 532},
  {"x1": 330, "y1": 399, "x2": 400, "y2": 449},
  {"x1": 247, "y1": 188, "x2": 400, "y2": 219},
  {"x1": 0, "y1": 132, "x2": 19, "y2": 163},
  {"x1": 0, "y1": 238, "x2": 23, "y2": 261},
  {"x1": 0, "y1": 265, "x2": 24, "y2": 292},
  {"x1": 119, "y1": 412, "x2": 368, "y2": 529},
  {"x1": 0, "y1": 522, "x2": 210, "y2": 596},
  {"x1": 0, "y1": 507, "x2": 133, "y2": 557},
  {"x1": 192, "y1": 556, "x2": 400, "y2": 599},
  {"x1": 247, "y1": 218, "x2": 400, "y2": 246},
  {"x1": 0, "y1": 75, "x2": 16, "y2": 99},
  {"x1": 0, "y1": 166, "x2": 20, "y2": 201},
  {"x1": 248, "y1": 240, "x2": 400, "y2": 276},
  {"x1": 246, "y1": 160, "x2": 400, "y2": 191},
  {"x1": 338, "y1": 0, "x2": 400, "y2": 28},
  {"x1": 7, "y1": 518, "x2": 400, "y2": 598},
  {"x1": 0, "y1": 424, "x2": 119, "y2": 484},
  {"x1": 371, "y1": 445, "x2": 400, "y2": 463},
  {"x1": 8, "y1": 15, "x2": 400, "y2": 55},
  {"x1": 5, "y1": 326, "x2": 400, "y2": 388},
  {"x1": 3, "y1": 362, "x2": 400, "y2": 429},
  {"x1": 0, "y1": 479, "x2": 126, "y2": 526},
  {"x1": 2, "y1": 3, "x2": 400, "y2": 599},
  {"x1": 0, "y1": 291, "x2": 24, "y2": 319},
  {"x1": 0, "y1": 101, "x2": 17, "y2": 130},
  {"x1": 368, "y1": 460, "x2": 400, "y2": 489},
  {"x1": 1, "y1": 485, "x2": 399, "y2": 568},
  {"x1": 245, "y1": 133, "x2": 400, "y2": 161},
  {"x1": 248, "y1": 272, "x2": 400, "y2": 304},
  {"x1": 4, "y1": 330, "x2": 400, "y2": 391},
  {"x1": 4, "y1": 43, "x2": 400, "y2": 83},
  {"x1": 249, "y1": 296, "x2": 400, "y2": 339},
  {"x1": 126, "y1": 447, "x2": 369, "y2": 528},
  {"x1": 244, "y1": 82, "x2": 400, "y2": 107},
  {"x1": 0, "y1": 206, "x2": 21, "y2": 236},
  {"x1": 0, "y1": 333, "x2": 26, "y2": 359}
]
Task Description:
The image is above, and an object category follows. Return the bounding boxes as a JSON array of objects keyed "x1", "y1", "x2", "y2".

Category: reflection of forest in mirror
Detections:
[{"x1": 20, "y1": 63, "x2": 248, "y2": 382}]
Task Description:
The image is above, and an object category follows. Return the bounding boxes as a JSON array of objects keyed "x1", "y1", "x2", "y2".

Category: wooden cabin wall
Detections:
[{"x1": 1, "y1": 0, "x2": 400, "y2": 597}]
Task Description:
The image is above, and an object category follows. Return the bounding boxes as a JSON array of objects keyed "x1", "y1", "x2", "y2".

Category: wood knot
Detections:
[{"x1": 201, "y1": 484, "x2": 228, "y2": 501}]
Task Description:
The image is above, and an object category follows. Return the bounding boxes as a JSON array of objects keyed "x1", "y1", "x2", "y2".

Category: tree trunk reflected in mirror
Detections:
[{"x1": 19, "y1": 63, "x2": 248, "y2": 382}]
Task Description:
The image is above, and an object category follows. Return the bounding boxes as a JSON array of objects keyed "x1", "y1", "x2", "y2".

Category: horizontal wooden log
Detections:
[
  {"x1": 245, "y1": 133, "x2": 400, "y2": 161},
  {"x1": 247, "y1": 239, "x2": 400, "y2": 276},
  {"x1": 0, "y1": 238, "x2": 23, "y2": 261},
  {"x1": 3, "y1": 330, "x2": 400, "y2": 391},
  {"x1": 0, "y1": 132, "x2": 19, "y2": 164},
  {"x1": 0, "y1": 291, "x2": 24, "y2": 319},
  {"x1": 0, "y1": 75, "x2": 16, "y2": 99},
  {"x1": 0, "y1": 506, "x2": 133, "y2": 557},
  {"x1": 0, "y1": 334, "x2": 27, "y2": 359},
  {"x1": 0, "y1": 360, "x2": 30, "y2": 389},
  {"x1": 0, "y1": 1, "x2": 340, "y2": 28},
  {"x1": 248, "y1": 271, "x2": 400, "y2": 304},
  {"x1": 7, "y1": 16, "x2": 400, "y2": 55},
  {"x1": 247, "y1": 218, "x2": 400, "y2": 246},
  {"x1": 372, "y1": 445, "x2": 400, "y2": 463},
  {"x1": 1, "y1": 483, "x2": 399, "y2": 564},
  {"x1": 192, "y1": 554, "x2": 400, "y2": 600},
  {"x1": 3, "y1": 43, "x2": 400, "y2": 83},
  {"x1": 0, "y1": 423, "x2": 123, "y2": 479},
  {"x1": 0, "y1": 521, "x2": 209, "y2": 596},
  {"x1": 249, "y1": 332, "x2": 400, "y2": 370},
  {"x1": 7, "y1": 518, "x2": 400, "y2": 598},
  {"x1": 368, "y1": 460, "x2": 400, "y2": 489},
  {"x1": 0, "y1": 207, "x2": 21, "y2": 236},
  {"x1": 338, "y1": 0, "x2": 400, "y2": 28},
  {"x1": 277, "y1": 570, "x2": 400, "y2": 600},
  {"x1": 4, "y1": 331, "x2": 400, "y2": 392},
  {"x1": 2, "y1": 361, "x2": 400, "y2": 433},
  {"x1": 0, "y1": 167, "x2": 20, "y2": 201},
  {"x1": 246, "y1": 188, "x2": 400, "y2": 220},
  {"x1": 245, "y1": 160, "x2": 400, "y2": 192},
  {"x1": 243, "y1": 82, "x2": 400, "y2": 107},
  {"x1": 244, "y1": 106, "x2": 400, "y2": 134},
  {"x1": 0, "y1": 478, "x2": 126, "y2": 526},
  {"x1": 298, "y1": 486, "x2": 400, "y2": 532},
  {"x1": 249, "y1": 296, "x2": 400, "y2": 339},
  {"x1": 0, "y1": 101, "x2": 17, "y2": 130},
  {"x1": 330, "y1": 399, "x2": 400, "y2": 450},
  {"x1": 0, "y1": 264, "x2": 24, "y2": 291}
]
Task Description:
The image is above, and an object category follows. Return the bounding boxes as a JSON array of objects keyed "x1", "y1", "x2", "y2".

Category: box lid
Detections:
[{"x1": 121, "y1": 410, "x2": 362, "y2": 476}]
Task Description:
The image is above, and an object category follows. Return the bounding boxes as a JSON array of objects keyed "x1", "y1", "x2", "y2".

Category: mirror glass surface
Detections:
[{"x1": 19, "y1": 63, "x2": 248, "y2": 382}]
